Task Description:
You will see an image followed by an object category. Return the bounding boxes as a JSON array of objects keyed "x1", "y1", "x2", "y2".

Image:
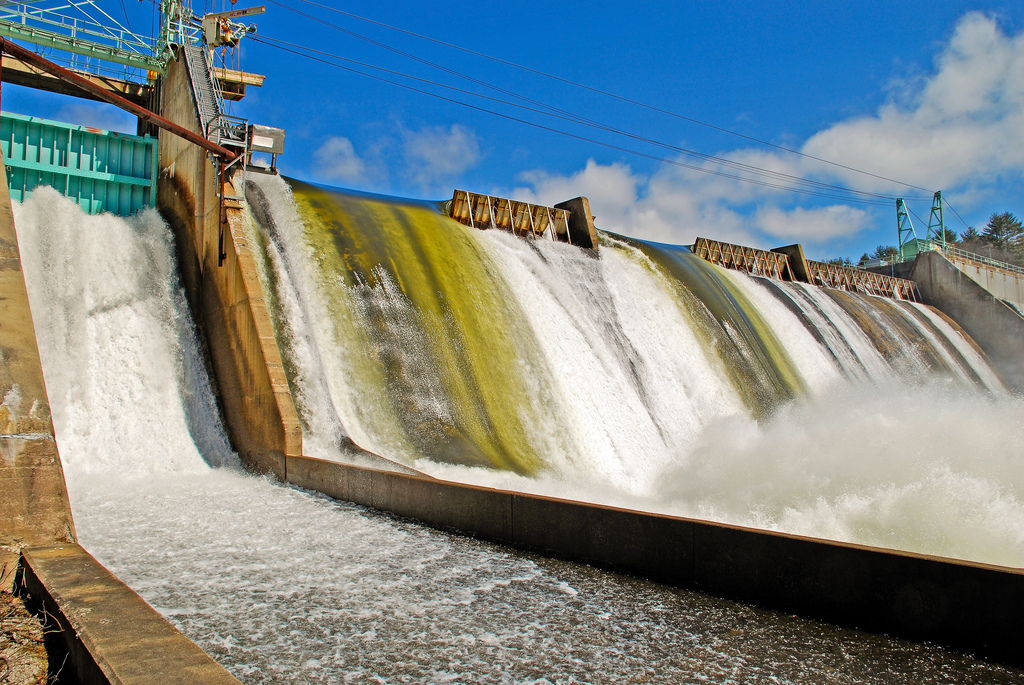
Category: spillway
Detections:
[
  {"x1": 244, "y1": 175, "x2": 1024, "y2": 568},
  {"x1": 12, "y1": 186, "x2": 1024, "y2": 682}
]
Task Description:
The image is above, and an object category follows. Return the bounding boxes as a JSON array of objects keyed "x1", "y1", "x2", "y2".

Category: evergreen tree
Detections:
[
  {"x1": 871, "y1": 245, "x2": 900, "y2": 262},
  {"x1": 982, "y1": 212, "x2": 1023, "y2": 251},
  {"x1": 960, "y1": 226, "x2": 980, "y2": 241}
]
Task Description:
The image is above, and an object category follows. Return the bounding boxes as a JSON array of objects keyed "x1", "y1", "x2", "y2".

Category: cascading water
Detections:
[
  {"x1": 13, "y1": 187, "x2": 236, "y2": 475},
  {"x1": 245, "y1": 175, "x2": 1024, "y2": 567},
  {"x1": 14, "y1": 186, "x2": 1024, "y2": 683}
]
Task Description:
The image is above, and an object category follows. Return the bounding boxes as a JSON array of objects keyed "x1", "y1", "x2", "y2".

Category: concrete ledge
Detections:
[
  {"x1": 284, "y1": 454, "x2": 1024, "y2": 668},
  {"x1": 19, "y1": 544, "x2": 241, "y2": 685},
  {"x1": 372, "y1": 470, "x2": 514, "y2": 541},
  {"x1": 512, "y1": 494, "x2": 693, "y2": 580}
]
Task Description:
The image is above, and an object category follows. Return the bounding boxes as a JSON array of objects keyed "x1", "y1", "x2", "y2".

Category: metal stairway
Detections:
[
  {"x1": 182, "y1": 43, "x2": 247, "y2": 152},
  {"x1": 182, "y1": 44, "x2": 220, "y2": 136}
]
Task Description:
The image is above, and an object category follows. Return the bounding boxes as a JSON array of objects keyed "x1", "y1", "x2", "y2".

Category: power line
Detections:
[
  {"x1": 942, "y1": 198, "x2": 971, "y2": 229},
  {"x1": 276, "y1": 0, "x2": 936, "y2": 194},
  {"x1": 253, "y1": 36, "x2": 899, "y2": 206},
  {"x1": 118, "y1": 0, "x2": 133, "y2": 33},
  {"x1": 257, "y1": 34, "x2": 913, "y2": 204}
]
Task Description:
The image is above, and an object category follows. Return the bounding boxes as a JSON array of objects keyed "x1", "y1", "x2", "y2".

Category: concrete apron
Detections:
[
  {"x1": 20, "y1": 544, "x2": 242, "y2": 685},
  {"x1": 284, "y1": 453, "x2": 1024, "y2": 670}
]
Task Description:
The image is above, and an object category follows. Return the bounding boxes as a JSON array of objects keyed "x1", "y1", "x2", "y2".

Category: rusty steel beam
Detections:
[
  {"x1": 693, "y1": 237, "x2": 793, "y2": 281},
  {"x1": 448, "y1": 189, "x2": 572, "y2": 244},
  {"x1": 0, "y1": 37, "x2": 237, "y2": 162},
  {"x1": 805, "y1": 259, "x2": 920, "y2": 302}
]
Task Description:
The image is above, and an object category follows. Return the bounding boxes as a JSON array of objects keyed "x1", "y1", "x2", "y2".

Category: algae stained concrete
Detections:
[{"x1": 0, "y1": 159, "x2": 75, "y2": 588}]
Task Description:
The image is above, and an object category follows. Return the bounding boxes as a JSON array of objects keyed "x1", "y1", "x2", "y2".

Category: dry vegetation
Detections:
[{"x1": 0, "y1": 591, "x2": 47, "y2": 685}]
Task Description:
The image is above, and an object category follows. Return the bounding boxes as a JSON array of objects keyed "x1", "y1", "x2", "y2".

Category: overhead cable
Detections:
[
  {"x1": 257, "y1": 34, "x2": 913, "y2": 203},
  {"x1": 253, "y1": 36, "x2": 899, "y2": 206},
  {"x1": 942, "y1": 199, "x2": 971, "y2": 230},
  {"x1": 277, "y1": 0, "x2": 935, "y2": 194}
]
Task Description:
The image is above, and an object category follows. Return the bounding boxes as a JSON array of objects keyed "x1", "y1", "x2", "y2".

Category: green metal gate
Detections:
[{"x1": 1, "y1": 111, "x2": 157, "y2": 216}]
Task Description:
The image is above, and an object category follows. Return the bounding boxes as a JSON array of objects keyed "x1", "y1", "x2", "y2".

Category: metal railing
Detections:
[
  {"x1": 941, "y1": 243, "x2": 1024, "y2": 277},
  {"x1": 0, "y1": 1, "x2": 165, "y2": 77}
]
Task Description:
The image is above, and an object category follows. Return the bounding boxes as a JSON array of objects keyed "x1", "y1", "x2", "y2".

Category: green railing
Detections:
[
  {"x1": 1, "y1": 112, "x2": 157, "y2": 216},
  {"x1": 903, "y1": 237, "x2": 1024, "y2": 277},
  {"x1": 0, "y1": 1, "x2": 166, "y2": 76}
]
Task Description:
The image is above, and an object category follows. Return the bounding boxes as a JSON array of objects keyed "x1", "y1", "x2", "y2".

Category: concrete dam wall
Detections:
[
  {"x1": 156, "y1": 47, "x2": 301, "y2": 478},
  {"x1": 227, "y1": 175, "x2": 1023, "y2": 665}
]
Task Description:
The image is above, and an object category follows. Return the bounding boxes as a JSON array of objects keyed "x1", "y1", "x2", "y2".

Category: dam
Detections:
[
  {"x1": 11, "y1": 184, "x2": 1024, "y2": 683},
  {"x1": 1, "y1": 2, "x2": 1023, "y2": 683}
]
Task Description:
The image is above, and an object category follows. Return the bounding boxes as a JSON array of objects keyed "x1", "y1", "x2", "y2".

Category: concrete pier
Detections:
[
  {"x1": 554, "y1": 196, "x2": 599, "y2": 249},
  {"x1": 156, "y1": 48, "x2": 301, "y2": 478}
]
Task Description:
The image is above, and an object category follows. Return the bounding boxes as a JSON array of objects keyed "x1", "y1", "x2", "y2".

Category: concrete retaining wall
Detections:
[
  {"x1": 156, "y1": 49, "x2": 300, "y2": 477},
  {"x1": 911, "y1": 250, "x2": 1024, "y2": 392},
  {"x1": 19, "y1": 544, "x2": 241, "y2": 685},
  {"x1": 947, "y1": 253, "x2": 1024, "y2": 309},
  {"x1": 0, "y1": 157, "x2": 76, "y2": 588},
  {"x1": 286, "y1": 454, "x2": 1024, "y2": 668}
]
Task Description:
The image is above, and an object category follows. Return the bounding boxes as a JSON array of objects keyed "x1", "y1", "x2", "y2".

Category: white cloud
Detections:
[
  {"x1": 512, "y1": 13, "x2": 1023, "y2": 251},
  {"x1": 402, "y1": 124, "x2": 480, "y2": 188},
  {"x1": 756, "y1": 206, "x2": 868, "y2": 243},
  {"x1": 802, "y1": 12, "x2": 1024, "y2": 192},
  {"x1": 514, "y1": 159, "x2": 758, "y2": 247},
  {"x1": 55, "y1": 102, "x2": 136, "y2": 134},
  {"x1": 314, "y1": 136, "x2": 370, "y2": 183}
]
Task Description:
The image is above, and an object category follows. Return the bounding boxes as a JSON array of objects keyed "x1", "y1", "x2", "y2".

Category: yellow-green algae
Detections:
[
  {"x1": 285, "y1": 180, "x2": 547, "y2": 474},
  {"x1": 606, "y1": 234, "x2": 805, "y2": 417}
]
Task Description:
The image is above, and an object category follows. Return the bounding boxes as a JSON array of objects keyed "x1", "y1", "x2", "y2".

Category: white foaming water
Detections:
[
  {"x1": 70, "y1": 470, "x2": 1024, "y2": 684},
  {"x1": 434, "y1": 252, "x2": 1024, "y2": 566},
  {"x1": 14, "y1": 188, "x2": 235, "y2": 475},
  {"x1": 471, "y1": 230, "x2": 746, "y2": 494},
  {"x1": 725, "y1": 275, "x2": 885, "y2": 388},
  {"x1": 243, "y1": 176, "x2": 1024, "y2": 567},
  {"x1": 240, "y1": 178, "x2": 399, "y2": 461},
  {"x1": 13, "y1": 187, "x2": 1024, "y2": 683}
]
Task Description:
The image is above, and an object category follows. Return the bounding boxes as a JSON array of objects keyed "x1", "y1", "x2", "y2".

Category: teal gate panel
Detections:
[{"x1": 0, "y1": 111, "x2": 157, "y2": 216}]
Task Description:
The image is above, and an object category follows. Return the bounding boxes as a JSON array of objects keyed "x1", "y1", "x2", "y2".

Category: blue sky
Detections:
[{"x1": 4, "y1": 1, "x2": 1023, "y2": 261}]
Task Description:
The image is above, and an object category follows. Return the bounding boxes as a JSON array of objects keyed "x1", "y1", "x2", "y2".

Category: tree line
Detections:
[{"x1": 825, "y1": 212, "x2": 1024, "y2": 268}]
